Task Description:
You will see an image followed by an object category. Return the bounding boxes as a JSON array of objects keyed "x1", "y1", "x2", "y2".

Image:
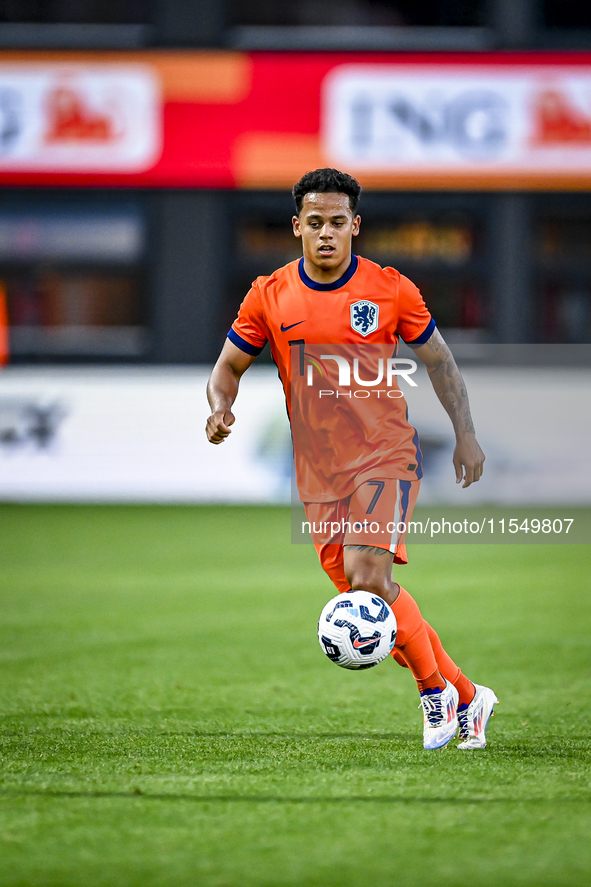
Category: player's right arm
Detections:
[{"x1": 206, "y1": 340, "x2": 257, "y2": 444}]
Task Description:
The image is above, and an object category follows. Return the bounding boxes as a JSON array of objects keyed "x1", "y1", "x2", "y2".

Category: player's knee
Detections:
[{"x1": 346, "y1": 568, "x2": 395, "y2": 604}]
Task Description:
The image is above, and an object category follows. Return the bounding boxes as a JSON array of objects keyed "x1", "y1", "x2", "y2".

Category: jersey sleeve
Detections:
[
  {"x1": 228, "y1": 280, "x2": 269, "y2": 356},
  {"x1": 395, "y1": 273, "x2": 436, "y2": 345}
]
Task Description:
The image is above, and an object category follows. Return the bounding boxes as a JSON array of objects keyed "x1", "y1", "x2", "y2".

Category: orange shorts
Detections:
[{"x1": 304, "y1": 478, "x2": 420, "y2": 593}]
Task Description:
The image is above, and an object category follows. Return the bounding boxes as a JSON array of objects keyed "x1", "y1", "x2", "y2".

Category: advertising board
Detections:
[
  {"x1": 0, "y1": 364, "x2": 589, "y2": 506},
  {"x1": 2, "y1": 51, "x2": 591, "y2": 188}
]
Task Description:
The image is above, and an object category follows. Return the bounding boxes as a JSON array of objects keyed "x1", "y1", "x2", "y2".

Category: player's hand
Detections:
[
  {"x1": 453, "y1": 432, "x2": 485, "y2": 488},
  {"x1": 206, "y1": 409, "x2": 235, "y2": 444}
]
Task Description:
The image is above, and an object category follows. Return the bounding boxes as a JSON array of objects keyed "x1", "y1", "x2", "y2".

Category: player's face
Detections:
[{"x1": 292, "y1": 192, "x2": 360, "y2": 282}]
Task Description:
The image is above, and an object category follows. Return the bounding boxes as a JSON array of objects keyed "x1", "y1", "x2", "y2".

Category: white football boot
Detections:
[
  {"x1": 457, "y1": 683, "x2": 499, "y2": 749},
  {"x1": 420, "y1": 680, "x2": 459, "y2": 750}
]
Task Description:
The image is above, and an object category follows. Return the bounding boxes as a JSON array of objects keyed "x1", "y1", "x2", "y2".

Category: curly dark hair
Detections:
[{"x1": 292, "y1": 168, "x2": 362, "y2": 215}]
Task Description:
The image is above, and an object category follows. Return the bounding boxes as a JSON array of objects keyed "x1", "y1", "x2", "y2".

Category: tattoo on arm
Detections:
[{"x1": 424, "y1": 336, "x2": 475, "y2": 434}]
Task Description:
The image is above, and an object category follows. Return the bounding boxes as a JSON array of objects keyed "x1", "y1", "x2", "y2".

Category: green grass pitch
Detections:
[{"x1": 0, "y1": 503, "x2": 590, "y2": 887}]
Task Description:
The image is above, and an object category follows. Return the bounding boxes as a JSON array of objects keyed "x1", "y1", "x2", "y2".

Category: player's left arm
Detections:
[{"x1": 410, "y1": 327, "x2": 485, "y2": 488}]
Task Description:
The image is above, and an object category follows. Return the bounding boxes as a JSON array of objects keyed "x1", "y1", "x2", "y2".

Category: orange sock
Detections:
[
  {"x1": 390, "y1": 586, "x2": 444, "y2": 685},
  {"x1": 423, "y1": 621, "x2": 475, "y2": 707},
  {"x1": 416, "y1": 669, "x2": 446, "y2": 694}
]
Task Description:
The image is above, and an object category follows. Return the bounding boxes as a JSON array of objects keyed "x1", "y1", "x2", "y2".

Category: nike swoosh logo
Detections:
[
  {"x1": 353, "y1": 635, "x2": 381, "y2": 649},
  {"x1": 280, "y1": 320, "x2": 305, "y2": 332}
]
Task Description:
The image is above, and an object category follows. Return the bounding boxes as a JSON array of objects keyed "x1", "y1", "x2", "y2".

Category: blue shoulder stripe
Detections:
[
  {"x1": 405, "y1": 317, "x2": 436, "y2": 346},
  {"x1": 227, "y1": 328, "x2": 265, "y2": 356}
]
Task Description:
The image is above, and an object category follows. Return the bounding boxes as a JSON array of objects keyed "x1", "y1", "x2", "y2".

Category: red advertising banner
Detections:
[{"x1": 1, "y1": 50, "x2": 591, "y2": 189}]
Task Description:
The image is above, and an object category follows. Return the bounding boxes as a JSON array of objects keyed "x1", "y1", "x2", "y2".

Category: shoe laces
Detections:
[
  {"x1": 420, "y1": 691, "x2": 445, "y2": 727},
  {"x1": 457, "y1": 708, "x2": 469, "y2": 740}
]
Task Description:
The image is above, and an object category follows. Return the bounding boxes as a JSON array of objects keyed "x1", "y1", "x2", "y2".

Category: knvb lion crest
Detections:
[{"x1": 350, "y1": 300, "x2": 379, "y2": 337}]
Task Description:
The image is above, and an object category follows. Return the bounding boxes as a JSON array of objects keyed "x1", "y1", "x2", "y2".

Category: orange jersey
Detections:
[{"x1": 229, "y1": 255, "x2": 435, "y2": 502}]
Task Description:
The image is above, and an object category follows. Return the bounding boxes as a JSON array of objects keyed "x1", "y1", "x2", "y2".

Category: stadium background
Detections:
[
  {"x1": 0, "y1": 3, "x2": 590, "y2": 887},
  {"x1": 1, "y1": 2, "x2": 591, "y2": 504}
]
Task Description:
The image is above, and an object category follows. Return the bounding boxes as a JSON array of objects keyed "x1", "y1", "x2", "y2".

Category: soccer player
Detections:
[{"x1": 206, "y1": 168, "x2": 498, "y2": 750}]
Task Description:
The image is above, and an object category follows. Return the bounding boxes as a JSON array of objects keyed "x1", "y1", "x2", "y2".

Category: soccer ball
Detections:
[{"x1": 317, "y1": 590, "x2": 397, "y2": 670}]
